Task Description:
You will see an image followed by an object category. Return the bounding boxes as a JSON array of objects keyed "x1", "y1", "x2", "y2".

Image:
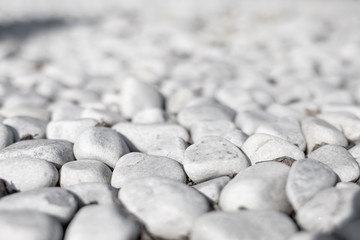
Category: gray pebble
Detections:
[
  {"x1": 111, "y1": 152, "x2": 186, "y2": 188},
  {"x1": 222, "y1": 129, "x2": 248, "y2": 148},
  {"x1": 4, "y1": 116, "x2": 47, "y2": 141},
  {"x1": 0, "y1": 122, "x2": 14, "y2": 149},
  {"x1": 145, "y1": 136, "x2": 188, "y2": 163},
  {"x1": 0, "y1": 107, "x2": 51, "y2": 122},
  {"x1": 132, "y1": 107, "x2": 167, "y2": 124},
  {"x1": 184, "y1": 136, "x2": 249, "y2": 183},
  {"x1": 51, "y1": 103, "x2": 85, "y2": 121},
  {"x1": 190, "y1": 120, "x2": 237, "y2": 144},
  {"x1": 81, "y1": 108, "x2": 125, "y2": 126},
  {"x1": 119, "y1": 177, "x2": 211, "y2": 239},
  {"x1": 166, "y1": 88, "x2": 196, "y2": 114},
  {"x1": 193, "y1": 176, "x2": 230, "y2": 203},
  {"x1": 219, "y1": 162, "x2": 292, "y2": 213},
  {"x1": 74, "y1": 127, "x2": 129, "y2": 168},
  {"x1": 235, "y1": 109, "x2": 278, "y2": 135}
]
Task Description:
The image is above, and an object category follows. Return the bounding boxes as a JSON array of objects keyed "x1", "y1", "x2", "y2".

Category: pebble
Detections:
[
  {"x1": 112, "y1": 122, "x2": 189, "y2": 152},
  {"x1": 296, "y1": 187, "x2": 360, "y2": 233},
  {"x1": 80, "y1": 108, "x2": 124, "y2": 126},
  {"x1": 0, "y1": 187, "x2": 78, "y2": 224},
  {"x1": 0, "y1": 107, "x2": 51, "y2": 122},
  {"x1": 235, "y1": 109, "x2": 278, "y2": 135},
  {"x1": 289, "y1": 232, "x2": 338, "y2": 240},
  {"x1": 0, "y1": 157, "x2": 59, "y2": 192},
  {"x1": 73, "y1": 127, "x2": 129, "y2": 168},
  {"x1": 64, "y1": 204, "x2": 139, "y2": 240},
  {"x1": 0, "y1": 139, "x2": 74, "y2": 168},
  {"x1": 301, "y1": 117, "x2": 348, "y2": 153},
  {"x1": 111, "y1": 152, "x2": 186, "y2": 188},
  {"x1": 0, "y1": 210, "x2": 63, "y2": 240},
  {"x1": 60, "y1": 160, "x2": 112, "y2": 187},
  {"x1": 166, "y1": 88, "x2": 196, "y2": 114},
  {"x1": 183, "y1": 136, "x2": 249, "y2": 183},
  {"x1": 51, "y1": 104, "x2": 85, "y2": 121},
  {"x1": 3, "y1": 116, "x2": 47, "y2": 141},
  {"x1": 193, "y1": 176, "x2": 230, "y2": 203},
  {"x1": 219, "y1": 162, "x2": 292, "y2": 213},
  {"x1": 46, "y1": 118, "x2": 99, "y2": 143},
  {"x1": 190, "y1": 120, "x2": 237, "y2": 143},
  {"x1": 0, "y1": 122, "x2": 14, "y2": 149},
  {"x1": 145, "y1": 136, "x2": 188, "y2": 163},
  {"x1": 241, "y1": 133, "x2": 305, "y2": 165},
  {"x1": 190, "y1": 210, "x2": 297, "y2": 240},
  {"x1": 222, "y1": 129, "x2": 248, "y2": 148},
  {"x1": 308, "y1": 145, "x2": 360, "y2": 182},
  {"x1": 286, "y1": 159, "x2": 338, "y2": 210},
  {"x1": 132, "y1": 107, "x2": 167, "y2": 124},
  {"x1": 119, "y1": 177, "x2": 211, "y2": 239},
  {"x1": 120, "y1": 78, "x2": 164, "y2": 119}
]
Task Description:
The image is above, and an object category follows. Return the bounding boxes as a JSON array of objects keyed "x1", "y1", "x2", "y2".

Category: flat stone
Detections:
[
  {"x1": 0, "y1": 210, "x2": 63, "y2": 240},
  {"x1": 296, "y1": 187, "x2": 360, "y2": 233},
  {"x1": 60, "y1": 160, "x2": 112, "y2": 187},
  {"x1": 235, "y1": 109, "x2": 278, "y2": 135},
  {"x1": 308, "y1": 145, "x2": 360, "y2": 182},
  {"x1": 132, "y1": 108, "x2": 167, "y2": 124},
  {"x1": 112, "y1": 122, "x2": 189, "y2": 152},
  {"x1": 81, "y1": 108, "x2": 125, "y2": 126},
  {"x1": 0, "y1": 157, "x2": 59, "y2": 192},
  {"x1": 119, "y1": 177, "x2": 211, "y2": 239},
  {"x1": 222, "y1": 129, "x2": 248, "y2": 148},
  {"x1": 0, "y1": 139, "x2": 74, "y2": 168},
  {"x1": 193, "y1": 176, "x2": 230, "y2": 203},
  {"x1": 286, "y1": 159, "x2": 338, "y2": 210},
  {"x1": 301, "y1": 117, "x2": 348, "y2": 153},
  {"x1": 64, "y1": 204, "x2": 140, "y2": 240},
  {"x1": 219, "y1": 162, "x2": 292, "y2": 213},
  {"x1": 145, "y1": 136, "x2": 188, "y2": 163},
  {"x1": 4, "y1": 116, "x2": 47, "y2": 141},
  {"x1": 289, "y1": 232, "x2": 338, "y2": 240},
  {"x1": 46, "y1": 119, "x2": 98, "y2": 142},
  {"x1": 184, "y1": 136, "x2": 249, "y2": 183},
  {"x1": 190, "y1": 120, "x2": 237, "y2": 143},
  {"x1": 241, "y1": 133, "x2": 305, "y2": 165},
  {"x1": 0, "y1": 187, "x2": 78, "y2": 224},
  {"x1": 0, "y1": 122, "x2": 13, "y2": 149},
  {"x1": 74, "y1": 127, "x2": 129, "y2": 168},
  {"x1": 190, "y1": 210, "x2": 297, "y2": 240},
  {"x1": 111, "y1": 152, "x2": 186, "y2": 188}
]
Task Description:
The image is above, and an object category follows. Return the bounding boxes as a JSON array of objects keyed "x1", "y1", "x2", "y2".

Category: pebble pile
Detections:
[{"x1": 1, "y1": 0, "x2": 360, "y2": 239}]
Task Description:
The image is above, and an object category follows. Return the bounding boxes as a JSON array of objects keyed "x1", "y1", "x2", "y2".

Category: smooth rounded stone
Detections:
[
  {"x1": 111, "y1": 152, "x2": 186, "y2": 188},
  {"x1": 60, "y1": 160, "x2": 112, "y2": 187},
  {"x1": 51, "y1": 104, "x2": 85, "y2": 121},
  {"x1": 235, "y1": 109, "x2": 278, "y2": 135},
  {"x1": 120, "y1": 78, "x2": 164, "y2": 119},
  {"x1": 288, "y1": 232, "x2": 338, "y2": 240},
  {"x1": 0, "y1": 139, "x2": 74, "y2": 168},
  {"x1": 222, "y1": 129, "x2": 248, "y2": 148},
  {"x1": 266, "y1": 103, "x2": 305, "y2": 120},
  {"x1": 215, "y1": 83, "x2": 253, "y2": 111},
  {"x1": 335, "y1": 219, "x2": 360, "y2": 240},
  {"x1": 166, "y1": 88, "x2": 196, "y2": 114},
  {"x1": 0, "y1": 157, "x2": 59, "y2": 192},
  {"x1": 145, "y1": 136, "x2": 188, "y2": 163},
  {"x1": 0, "y1": 210, "x2": 63, "y2": 240},
  {"x1": 184, "y1": 136, "x2": 249, "y2": 183},
  {"x1": 241, "y1": 133, "x2": 305, "y2": 165},
  {"x1": 74, "y1": 127, "x2": 129, "y2": 168},
  {"x1": 286, "y1": 159, "x2": 338, "y2": 211},
  {"x1": 0, "y1": 107, "x2": 51, "y2": 122},
  {"x1": 119, "y1": 177, "x2": 211, "y2": 239},
  {"x1": 57, "y1": 89, "x2": 100, "y2": 104},
  {"x1": 193, "y1": 176, "x2": 230, "y2": 203},
  {"x1": 112, "y1": 122, "x2": 189, "y2": 152},
  {"x1": 190, "y1": 120, "x2": 237, "y2": 143},
  {"x1": 0, "y1": 122, "x2": 13, "y2": 149},
  {"x1": 317, "y1": 112, "x2": 360, "y2": 142},
  {"x1": 0, "y1": 187, "x2": 78, "y2": 224},
  {"x1": 46, "y1": 119, "x2": 99, "y2": 143},
  {"x1": 80, "y1": 108, "x2": 124, "y2": 126},
  {"x1": 301, "y1": 117, "x2": 348, "y2": 153},
  {"x1": 65, "y1": 183, "x2": 118, "y2": 206},
  {"x1": 190, "y1": 210, "x2": 297, "y2": 240},
  {"x1": 177, "y1": 101, "x2": 236, "y2": 130},
  {"x1": 308, "y1": 145, "x2": 360, "y2": 182},
  {"x1": 3, "y1": 116, "x2": 47, "y2": 141},
  {"x1": 336, "y1": 182, "x2": 359, "y2": 189},
  {"x1": 64, "y1": 204, "x2": 139, "y2": 240},
  {"x1": 132, "y1": 108, "x2": 167, "y2": 124},
  {"x1": 296, "y1": 187, "x2": 360, "y2": 233},
  {"x1": 255, "y1": 117, "x2": 306, "y2": 151},
  {"x1": 219, "y1": 162, "x2": 292, "y2": 213}
]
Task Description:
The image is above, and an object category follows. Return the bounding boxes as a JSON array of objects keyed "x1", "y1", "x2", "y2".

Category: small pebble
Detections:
[
  {"x1": 4, "y1": 116, "x2": 47, "y2": 141},
  {"x1": 222, "y1": 129, "x2": 248, "y2": 148},
  {"x1": 132, "y1": 107, "x2": 167, "y2": 124},
  {"x1": 145, "y1": 136, "x2": 188, "y2": 163},
  {"x1": 80, "y1": 108, "x2": 124, "y2": 126},
  {"x1": 235, "y1": 109, "x2": 278, "y2": 135},
  {"x1": 193, "y1": 176, "x2": 230, "y2": 203},
  {"x1": 190, "y1": 120, "x2": 237, "y2": 144}
]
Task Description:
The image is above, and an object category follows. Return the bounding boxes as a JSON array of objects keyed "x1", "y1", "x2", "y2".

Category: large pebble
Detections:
[
  {"x1": 0, "y1": 210, "x2": 63, "y2": 240},
  {"x1": 0, "y1": 187, "x2": 78, "y2": 223},
  {"x1": 219, "y1": 162, "x2": 292, "y2": 213},
  {"x1": 74, "y1": 127, "x2": 129, "y2": 168},
  {"x1": 65, "y1": 204, "x2": 139, "y2": 240},
  {"x1": 60, "y1": 160, "x2": 112, "y2": 187},
  {"x1": 296, "y1": 187, "x2": 360, "y2": 233},
  {"x1": 190, "y1": 210, "x2": 297, "y2": 240},
  {"x1": 241, "y1": 133, "x2": 305, "y2": 164},
  {"x1": 0, "y1": 157, "x2": 58, "y2": 192},
  {"x1": 145, "y1": 136, "x2": 188, "y2": 163},
  {"x1": 301, "y1": 117, "x2": 348, "y2": 153},
  {"x1": 0, "y1": 139, "x2": 74, "y2": 168},
  {"x1": 286, "y1": 159, "x2": 338, "y2": 210},
  {"x1": 119, "y1": 177, "x2": 211, "y2": 239},
  {"x1": 0, "y1": 122, "x2": 13, "y2": 149},
  {"x1": 4, "y1": 116, "x2": 47, "y2": 141},
  {"x1": 190, "y1": 120, "x2": 237, "y2": 143},
  {"x1": 184, "y1": 136, "x2": 249, "y2": 183},
  {"x1": 308, "y1": 145, "x2": 360, "y2": 182},
  {"x1": 193, "y1": 176, "x2": 230, "y2": 203},
  {"x1": 112, "y1": 122, "x2": 189, "y2": 152},
  {"x1": 111, "y1": 152, "x2": 186, "y2": 188},
  {"x1": 46, "y1": 119, "x2": 98, "y2": 142}
]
